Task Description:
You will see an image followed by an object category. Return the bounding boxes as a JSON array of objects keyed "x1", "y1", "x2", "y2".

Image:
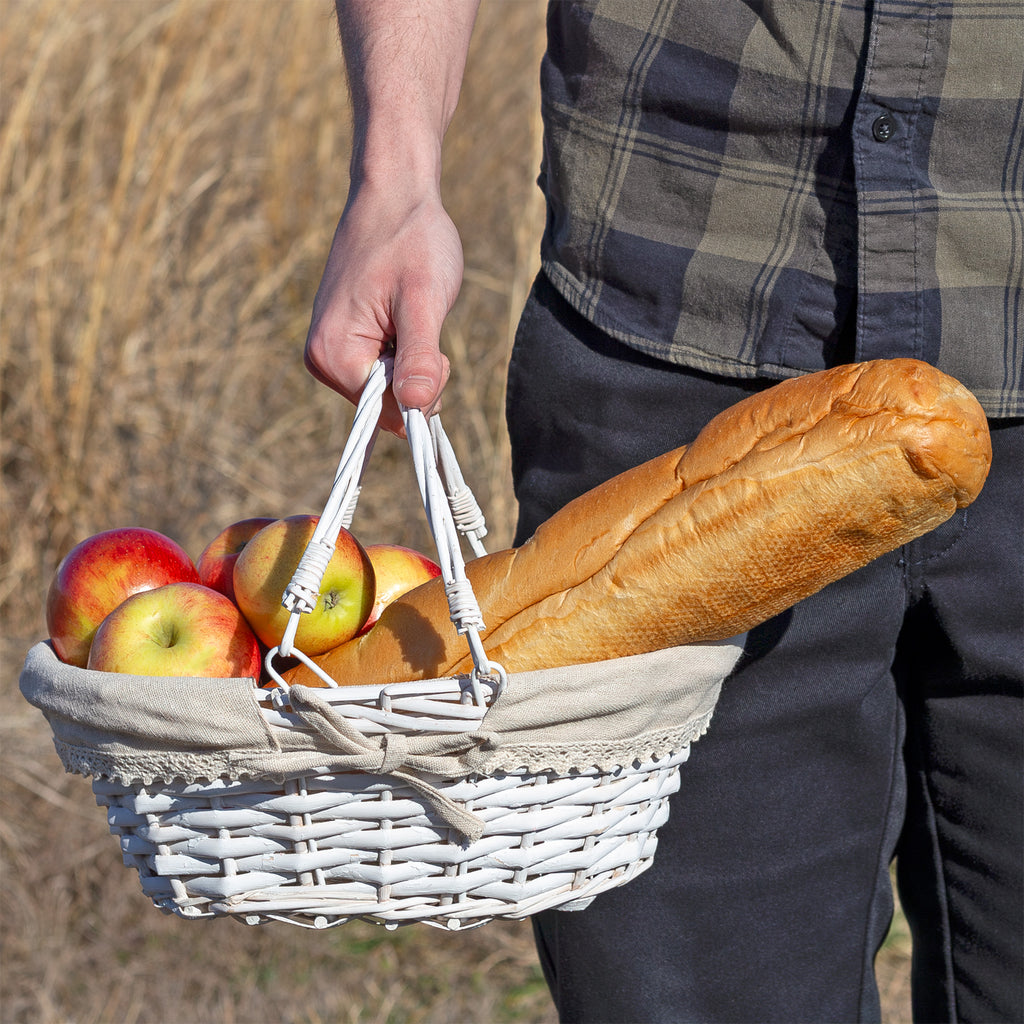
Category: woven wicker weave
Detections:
[
  {"x1": 84, "y1": 671, "x2": 692, "y2": 928},
  {"x1": 92, "y1": 707, "x2": 688, "y2": 929}
]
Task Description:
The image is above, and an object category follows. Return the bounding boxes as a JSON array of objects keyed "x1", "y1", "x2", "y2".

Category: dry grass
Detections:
[{"x1": 0, "y1": 2, "x2": 910, "y2": 1021}]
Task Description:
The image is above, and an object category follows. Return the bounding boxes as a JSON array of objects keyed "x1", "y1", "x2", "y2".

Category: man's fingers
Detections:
[{"x1": 304, "y1": 324, "x2": 382, "y2": 407}]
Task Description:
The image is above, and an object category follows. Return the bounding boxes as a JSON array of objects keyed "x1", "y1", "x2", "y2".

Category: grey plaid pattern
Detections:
[{"x1": 539, "y1": 0, "x2": 1024, "y2": 417}]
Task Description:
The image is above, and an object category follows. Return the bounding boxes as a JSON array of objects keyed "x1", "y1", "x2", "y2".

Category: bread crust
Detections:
[{"x1": 283, "y1": 359, "x2": 991, "y2": 688}]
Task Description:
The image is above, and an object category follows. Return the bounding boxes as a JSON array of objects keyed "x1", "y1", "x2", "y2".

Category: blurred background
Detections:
[{"x1": 0, "y1": 1, "x2": 912, "y2": 1020}]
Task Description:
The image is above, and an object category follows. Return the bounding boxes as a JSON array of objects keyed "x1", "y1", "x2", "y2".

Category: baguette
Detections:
[{"x1": 283, "y1": 359, "x2": 991, "y2": 688}]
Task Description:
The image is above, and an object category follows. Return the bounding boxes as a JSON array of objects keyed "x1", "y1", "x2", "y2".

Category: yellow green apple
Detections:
[
  {"x1": 232, "y1": 514, "x2": 375, "y2": 654},
  {"x1": 86, "y1": 582, "x2": 262, "y2": 678}
]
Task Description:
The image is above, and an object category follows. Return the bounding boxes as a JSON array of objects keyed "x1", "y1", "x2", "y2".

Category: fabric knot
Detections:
[
  {"x1": 283, "y1": 684, "x2": 489, "y2": 840},
  {"x1": 378, "y1": 732, "x2": 409, "y2": 774}
]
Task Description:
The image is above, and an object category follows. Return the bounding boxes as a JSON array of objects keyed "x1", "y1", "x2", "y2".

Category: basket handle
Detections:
[{"x1": 269, "y1": 358, "x2": 505, "y2": 705}]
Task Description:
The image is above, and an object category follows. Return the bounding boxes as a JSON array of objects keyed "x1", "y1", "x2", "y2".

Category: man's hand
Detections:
[{"x1": 304, "y1": 180, "x2": 461, "y2": 434}]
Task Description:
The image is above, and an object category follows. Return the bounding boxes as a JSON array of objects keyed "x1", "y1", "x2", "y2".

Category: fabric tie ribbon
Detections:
[{"x1": 286, "y1": 685, "x2": 495, "y2": 841}]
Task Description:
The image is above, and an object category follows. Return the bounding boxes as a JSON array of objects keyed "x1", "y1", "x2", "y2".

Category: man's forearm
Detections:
[{"x1": 336, "y1": 0, "x2": 481, "y2": 190}]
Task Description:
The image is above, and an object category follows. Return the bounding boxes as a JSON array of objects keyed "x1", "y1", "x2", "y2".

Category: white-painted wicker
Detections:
[{"x1": 91, "y1": 684, "x2": 690, "y2": 929}]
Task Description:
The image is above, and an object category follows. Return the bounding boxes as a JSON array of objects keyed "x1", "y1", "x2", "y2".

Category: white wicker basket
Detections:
[
  {"x1": 90, "y1": 673, "x2": 690, "y2": 930},
  {"x1": 24, "y1": 359, "x2": 729, "y2": 930}
]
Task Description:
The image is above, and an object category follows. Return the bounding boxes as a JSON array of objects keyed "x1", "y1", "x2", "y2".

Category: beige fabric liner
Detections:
[{"x1": 21, "y1": 640, "x2": 744, "y2": 840}]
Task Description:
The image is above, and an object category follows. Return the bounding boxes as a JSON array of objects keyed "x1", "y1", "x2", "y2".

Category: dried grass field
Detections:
[{"x1": 2, "y1": 2, "x2": 911, "y2": 1021}]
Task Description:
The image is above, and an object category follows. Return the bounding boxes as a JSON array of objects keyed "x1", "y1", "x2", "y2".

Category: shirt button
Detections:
[{"x1": 872, "y1": 113, "x2": 896, "y2": 142}]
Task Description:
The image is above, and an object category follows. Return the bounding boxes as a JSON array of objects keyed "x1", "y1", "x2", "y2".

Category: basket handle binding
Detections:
[{"x1": 265, "y1": 358, "x2": 506, "y2": 706}]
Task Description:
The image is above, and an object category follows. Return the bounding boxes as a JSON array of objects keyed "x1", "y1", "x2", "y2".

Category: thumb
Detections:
[
  {"x1": 393, "y1": 345, "x2": 451, "y2": 412},
  {"x1": 391, "y1": 291, "x2": 452, "y2": 412}
]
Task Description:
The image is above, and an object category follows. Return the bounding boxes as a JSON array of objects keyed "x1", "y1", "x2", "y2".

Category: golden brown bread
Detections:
[{"x1": 283, "y1": 359, "x2": 991, "y2": 688}]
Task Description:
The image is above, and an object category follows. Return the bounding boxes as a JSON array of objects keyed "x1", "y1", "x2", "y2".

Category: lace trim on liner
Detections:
[
  {"x1": 476, "y1": 707, "x2": 715, "y2": 775},
  {"x1": 50, "y1": 707, "x2": 715, "y2": 790}
]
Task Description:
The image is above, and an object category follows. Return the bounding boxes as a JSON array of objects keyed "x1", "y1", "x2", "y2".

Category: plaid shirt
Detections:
[{"x1": 538, "y1": 0, "x2": 1024, "y2": 417}]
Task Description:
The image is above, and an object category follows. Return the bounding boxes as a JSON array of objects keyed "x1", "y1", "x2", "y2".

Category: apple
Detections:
[
  {"x1": 87, "y1": 582, "x2": 262, "y2": 678},
  {"x1": 46, "y1": 527, "x2": 201, "y2": 667},
  {"x1": 197, "y1": 516, "x2": 277, "y2": 603},
  {"x1": 232, "y1": 514, "x2": 375, "y2": 655},
  {"x1": 359, "y1": 543, "x2": 442, "y2": 635}
]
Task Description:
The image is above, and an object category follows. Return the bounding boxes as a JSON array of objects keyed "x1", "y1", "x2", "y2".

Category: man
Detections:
[{"x1": 304, "y1": 2, "x2": 1023, "y2": 1020}]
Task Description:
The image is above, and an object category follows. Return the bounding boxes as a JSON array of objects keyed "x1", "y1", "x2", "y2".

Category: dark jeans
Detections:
[{"x1": 506, "y1": 274, "x2": 1023, "y2": 1024}]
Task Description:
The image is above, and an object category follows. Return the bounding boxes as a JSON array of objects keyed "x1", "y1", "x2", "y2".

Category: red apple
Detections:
[
  {"x1": 232, "y1": 514, "x2": 375, "y2": 655},
  {"x1": 360, "y1": 543, "x2": 442, "y2": 635},
  {"x1": 197, "y1": 517, "x2": 277, "y2": 603},
  {"x1": 87, "y1": 582, "x2": 262, "y2": 678},
  {"x1": 46, "y1": 527, "x2": 200, "y2": 667}
]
